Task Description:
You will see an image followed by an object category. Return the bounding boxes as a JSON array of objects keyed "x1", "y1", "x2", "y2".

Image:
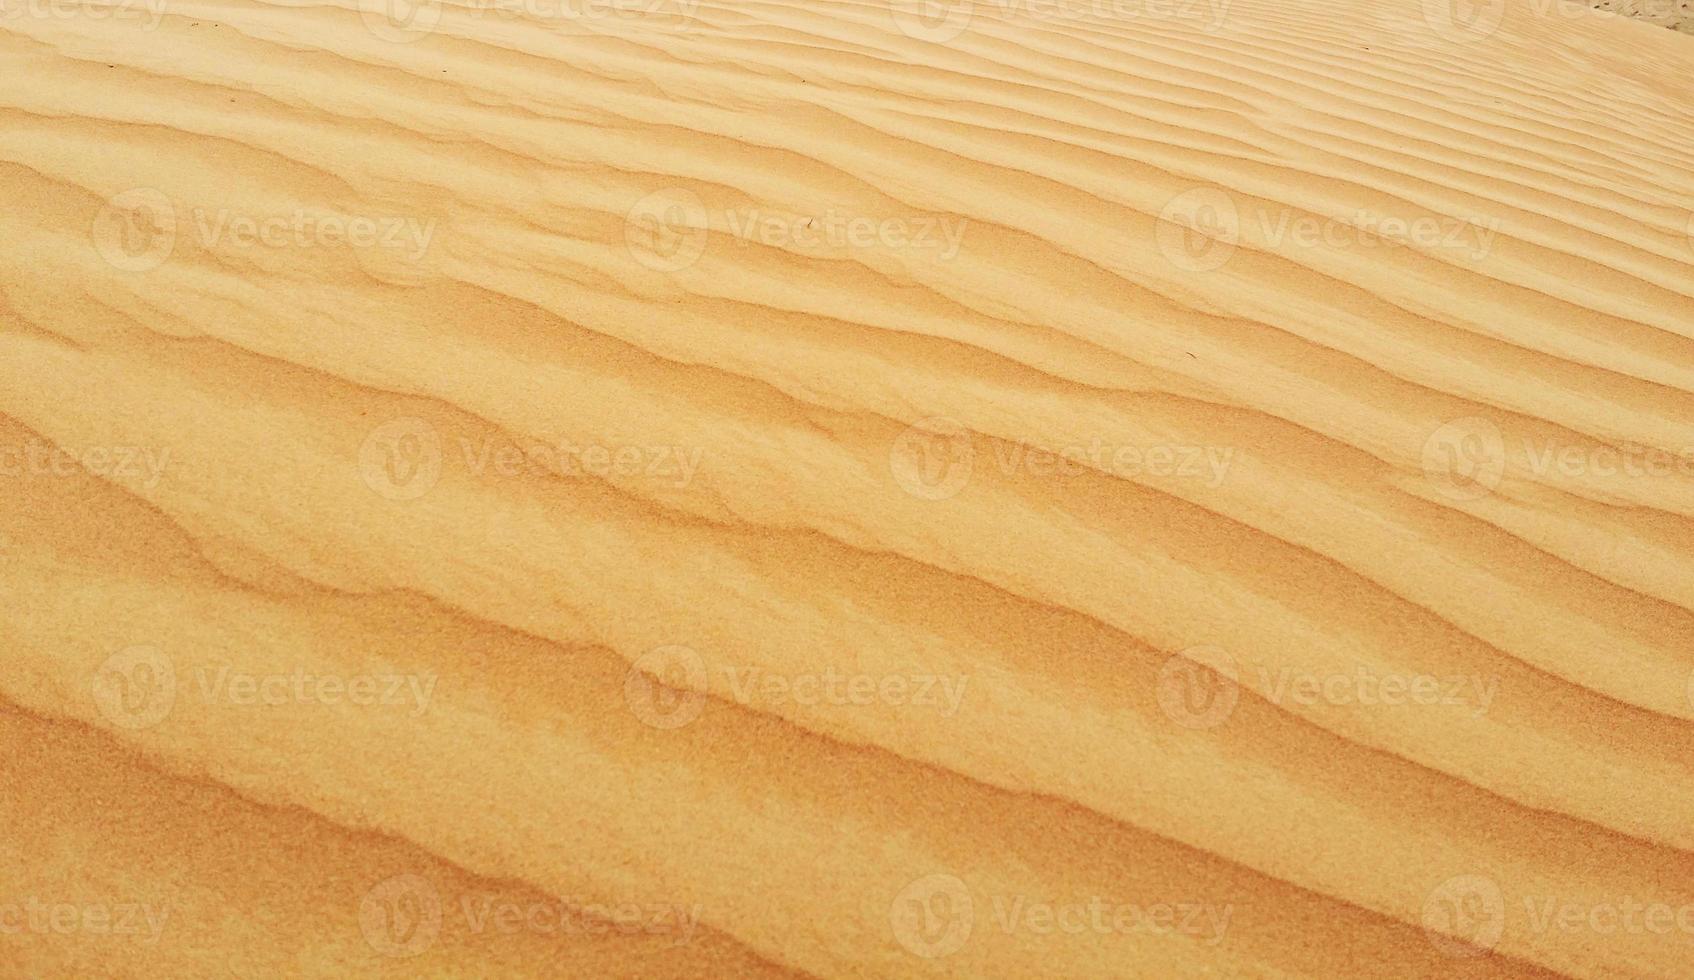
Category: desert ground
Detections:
[
  {"x1": 1590, "y1": 0, "x2": 1694, "y2": 31},
  {"x1": 2, "y1": 0, "x2": 1693, "y2": 975}
]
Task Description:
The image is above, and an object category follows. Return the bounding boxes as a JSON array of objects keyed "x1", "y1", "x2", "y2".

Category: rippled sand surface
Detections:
[{"x1": 2, "y1": 0, "x2": 1694, "y2": 975}]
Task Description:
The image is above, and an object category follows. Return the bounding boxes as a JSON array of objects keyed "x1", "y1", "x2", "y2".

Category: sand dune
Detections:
[
  {"x1": 2, "y1": 0, "x2": 1694, "y2": 975},
  {"x1": 1590, "y1": 0, "x2": 1694, "y2": 31}
]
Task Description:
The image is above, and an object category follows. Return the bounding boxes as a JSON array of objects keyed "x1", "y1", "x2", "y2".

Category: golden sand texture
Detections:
[
  {"x1": 2, "y1": 0, "x2": 1694, "y2": 975},
  {"x1": 1588, "y1": 0, "x2": 1694, "y2": 31}
]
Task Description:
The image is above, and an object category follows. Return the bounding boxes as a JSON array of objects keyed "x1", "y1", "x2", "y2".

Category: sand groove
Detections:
[{"x1": 3, "y1": 0, "x2": 1694, "y2": 975}]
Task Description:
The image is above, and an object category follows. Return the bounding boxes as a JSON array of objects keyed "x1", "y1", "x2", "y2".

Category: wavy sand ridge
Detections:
[{"x1": 2, "y1": 0, "x2": 1693, "y2": 975}]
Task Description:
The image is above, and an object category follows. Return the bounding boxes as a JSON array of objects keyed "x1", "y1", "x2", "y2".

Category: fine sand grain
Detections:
[{"x1": 2, "y1": 0, "x2": 1694, "y2": 975}]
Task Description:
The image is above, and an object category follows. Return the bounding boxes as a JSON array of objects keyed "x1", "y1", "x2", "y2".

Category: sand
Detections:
[
  {"x1": 1590, "y1": 0, "x2": 1694, "y2": 31},
  {"x1": 2, "y1": 0, "x2": 1693, "y2": 975}
]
